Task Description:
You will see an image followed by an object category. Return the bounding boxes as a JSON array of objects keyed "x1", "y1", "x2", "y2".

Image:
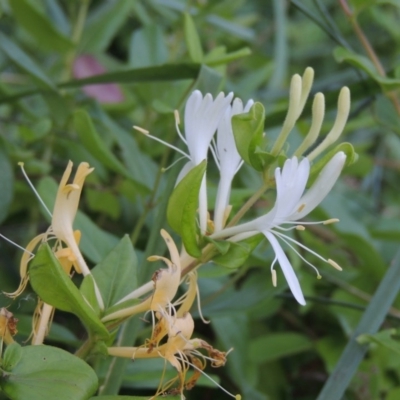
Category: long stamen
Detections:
[
  {"x1": 161, "y1": 156, "x2": 187, "y2": 172},
  {"x1": 209, "y1": 138, "x2": 220, "y2": 169},
  {"x1": 174, "y1": 110, "x2": 188, "y2": 145},
  {"x1": 133, "y1": 126, "x2": 191, "y2": 160},
  {"x1": 18, "y1": 162, "x2": 52, "y2": 218},
  {"x1": 272, "y1": 231, "x2": 321, "y2": 278},
  {"x1": 175, "y1": 354, "x2": 241, "y2": 399},
  {"x1": 271, "y1": 268, "x2": 277, "y2": 287},
  {"x1": 196, "y1": 285, "x2": 210, "y2": 324},
  {"x1": 272, "y1": 229, "x2": 333, "y2": 265},
  {"x1": 0, "y1": 233, "x2": 34, "y2": 256}
]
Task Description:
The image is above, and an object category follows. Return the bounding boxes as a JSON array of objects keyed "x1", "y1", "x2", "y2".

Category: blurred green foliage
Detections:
[{"x1": 1, "y1": 0, "x2": 400, "y2": 399}]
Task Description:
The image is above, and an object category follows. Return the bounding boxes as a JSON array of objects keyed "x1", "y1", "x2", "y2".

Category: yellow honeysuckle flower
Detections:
[
  {"x1": 108, "y1": 311, "x2": 239, "y2": 399},
  {"x1": 5, "y1": 162, "x2": 94, "y2": 299}
]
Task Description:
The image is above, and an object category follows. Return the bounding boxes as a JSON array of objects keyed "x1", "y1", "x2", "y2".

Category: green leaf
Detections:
[
  {"x1": 9, "y1": 0, "x2": 74, "y2": 53},
  {"x1": 205, "y1": 47, "x2": 252, "y2": 66},
  {"x1": 167, "y1": 161, "x2": 207, "y2": 257},
  {"x1": 0, "y1": 64, "x2": 202, "y2": 104},
  {"x1": 81, "y1": 1, "x2": 132, "y2": 52},
  {"x1": 358, "y1": 329, "x2": 400, "y2": 355},
  {"x1": 0, "y1": 343, "x2": 98, "y2": 400},
  {"x1": 249, "y1": 333, "x2": 313, "y2": 364},
  {"x1": 203, "y1": 236, "x2": 231, "y2": 255},
  {"x1": 80, "y1": 236, "x2": 138, "y2": 313},
  {"x1": 193, "y1": 64, "x2": 223, "y2": 95},
  {"x1": 29, "y1": 244, "x2": 109, "y2": 340},
  {"x1": 213, "y1": 234, "x2": 264, "y2": 269},
  {"x1": 0, "y1": 148, "x2": 13, "y2": 224},
  {"x1": 184, "y1": 13, "x2": 204, "y2": 63},
  {"x1": 129, "y1": 24, "x2": 168, "y2": 68},
  {"x1": 73, "y1": 109, "x2": 129, "y2": 178},
  {"x1": 232, "y1": 102, "x2": 266, "y2": 171},
  {"x1": 0, "y1": 32, "x2": 56, "y2": 91},
  {"x1": 334, "y1": 46, "x2": 400, "y2": 92}
]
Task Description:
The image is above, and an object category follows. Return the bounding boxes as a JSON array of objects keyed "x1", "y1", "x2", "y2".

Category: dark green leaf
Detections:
[
  {"x1": 129, "y1": 24, "x2": 168, "y2": 68},
  {"x1": 0, "y1": 32, "x2": 56, "y2": 91},
  {"x1": 249, "y1": 333, "x2": 313, "y2": 364},
  {"x1": 167, "y1": 161, "x2": 207, "y2": 257},
  {"x1": 80, "y1": 236, "x2": 138, "y2": 312},
  {"x1": 73, "y1": 109, "x2": 129, "y2": 178},
  {"x1": 81, "y1": 1, "x2": 132, "y2": 52},
  {"x1": 9, "y1": 0, "x2": 74, "y2": 53},
  {"x1": 29, "y1": 244, "x2": 109, "y2": 339},
  {"x1": 0, "y1": 343, "x2": 98, "y2": 400}
]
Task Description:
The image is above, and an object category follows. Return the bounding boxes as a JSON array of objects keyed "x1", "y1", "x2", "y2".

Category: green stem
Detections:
[
  {"x1": 62, "y1": 0, "x2": 90, "y2": 82},
  {"x1": 227, "y1": 181, "x2": 270, "y2": 227},
  {"x1": 75, "y1": 336, "x2": 94, "y2": 359}
]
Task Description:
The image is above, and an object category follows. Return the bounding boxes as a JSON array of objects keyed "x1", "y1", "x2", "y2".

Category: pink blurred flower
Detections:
[{"x1": 73, "y1": 55, "x2": 124, "y2": 104}]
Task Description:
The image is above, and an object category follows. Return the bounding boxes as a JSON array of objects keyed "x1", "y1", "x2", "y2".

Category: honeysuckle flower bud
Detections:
[
  {"x1": 213, "y1": 98, "x2": 254, "y2": 232},
  {"x1": 136, "y1": 90, "x2": 234, "y2": 234},
  {"x1": 211, "y1": 152, "x2": 346, "y2": 305}
]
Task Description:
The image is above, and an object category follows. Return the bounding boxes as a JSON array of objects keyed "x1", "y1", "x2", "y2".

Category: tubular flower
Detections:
[
  {"x1": 108, "y1": 311, "x2": 239, "y2": 400},
  {"x1": 211, "y1": 152, "x2": 347, "y2": 305},
  {"x1": 5, "y1": 162, "x2": 94, "y2": 299},
  {"x1": 137, "y1": 90, "x2": 234, "y2": 234},
  {"x1": 101, "y1": 229, "x2": 183, "y2": 323},
  {"x1": 212, "y1": 98, "x2": 254, "y2": 232}
]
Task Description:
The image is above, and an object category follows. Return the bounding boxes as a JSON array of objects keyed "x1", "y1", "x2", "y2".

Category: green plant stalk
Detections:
[
  {"x1": 227, "y1": 181, "x2": 270, "y2": 227},
  {"x1": 316, "y1": 249, "x2": 400, "y2": 400},
  {"x1": 62, "y1": 0, "x2": 90, "y2": 82},
  {"x1": 339, "y1": 0, "x2": 400, "y2": 115}
]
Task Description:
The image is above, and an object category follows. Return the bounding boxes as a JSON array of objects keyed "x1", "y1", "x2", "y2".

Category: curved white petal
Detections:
[
  {"x1": 214, "y1": 98, "x2": 254, "y2": 231},
  {"x1": 184, "y1": 91, "x2": 233, "y2": 165},
  {"x1": 264, "y1": 231, "x2": 306, "y2": 305},
  {"x1": 289, "y1": 151, "x2": 346, "y2": 220},
  {"x1": 273, "y1": 157, "x2": 310, "y2": 221}
]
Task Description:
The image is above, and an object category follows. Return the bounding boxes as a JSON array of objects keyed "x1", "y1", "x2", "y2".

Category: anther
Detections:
[
  {"x1": 328, "y1": 259, "x2": 342, "y2": 271},
  {"x1": 296, "y1": 225, "x2": 305, "y2": 231},
  {"x1": 271, "y1": 269, "x2": 277, "y2": 287},
  {"x1": 174, "y1": 109, "x2": 180, "y2": 125},
  {"x1": 133, "y1": 125, "x2": 149, "y2": 135},
  {"x1": 323, "y1": 218, "x2": 339, "y2": 225},
  {"x1": 297, "y1": 204, "x2": 305, "y2": 212}
]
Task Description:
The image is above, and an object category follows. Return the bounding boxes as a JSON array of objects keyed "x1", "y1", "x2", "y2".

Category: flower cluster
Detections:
[
  {"x1": 1, "y1": 66, "x2": 353, "y2": 399},
  {"x1": 141, "y1": 66, "x2": 351, "y2": 306}
]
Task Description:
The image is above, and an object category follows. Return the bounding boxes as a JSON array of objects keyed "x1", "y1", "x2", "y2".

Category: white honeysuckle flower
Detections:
[
  {"x1": 211, "y1": 152, "x2": 346, "y2": 305},
  {"x1": 136, "y1": 90, "x2": 234, "y2": 234},
  {"x1": 212, "y1": 98, "x2": 254, "y2": 232}
]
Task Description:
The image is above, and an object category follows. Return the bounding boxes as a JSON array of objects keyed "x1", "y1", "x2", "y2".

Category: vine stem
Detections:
[
  {"x1": 339, "y1": 0, "x2": 400, "y2": 115},
  {"x1": 227, "y1": 181, "x2": 270, "y2": 227}
]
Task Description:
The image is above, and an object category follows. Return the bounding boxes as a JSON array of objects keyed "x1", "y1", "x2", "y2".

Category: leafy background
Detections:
[{"x1": 1, "y1": 0, "x2": 400, "y2": 399}]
